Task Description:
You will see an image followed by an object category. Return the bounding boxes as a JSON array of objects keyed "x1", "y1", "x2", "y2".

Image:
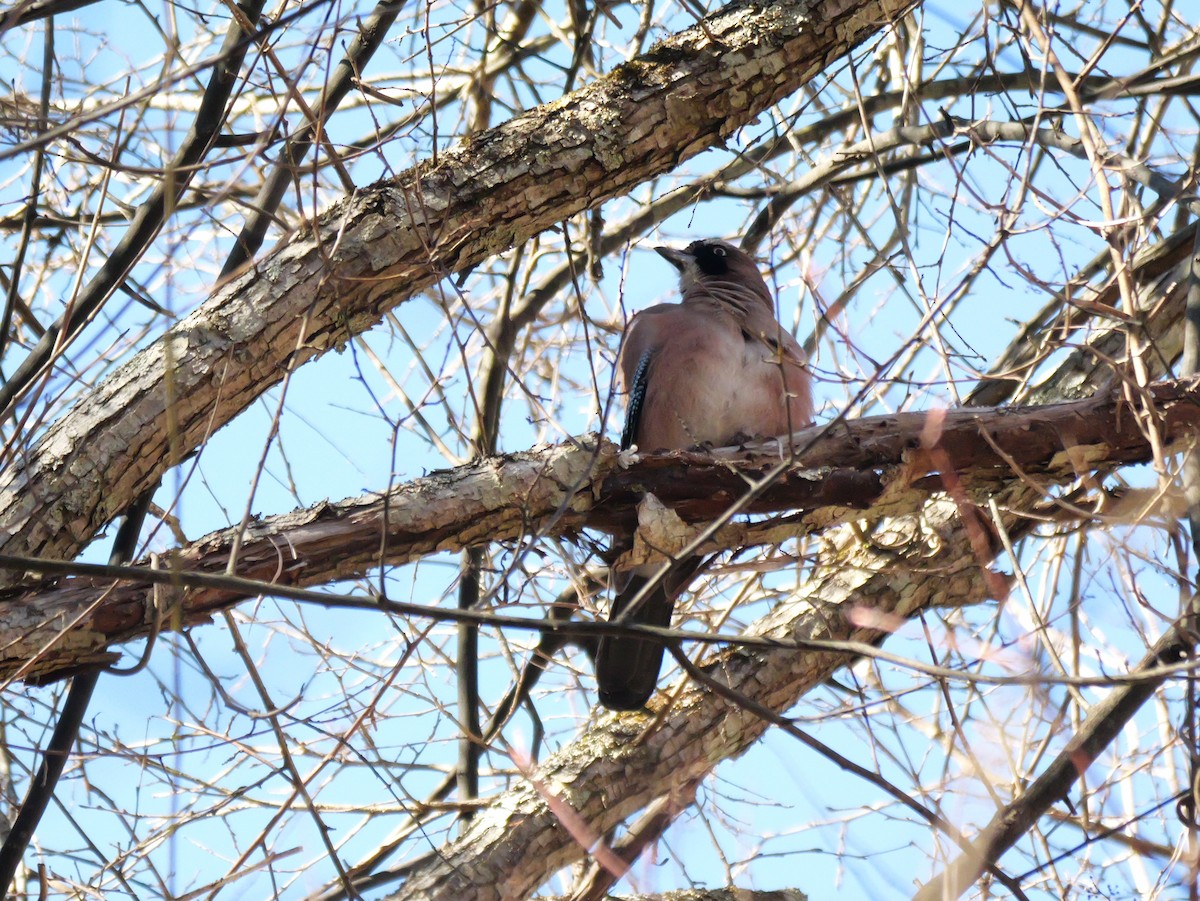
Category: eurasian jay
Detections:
[{"x1": 595, "y1": 238, "x2": 814, "y2": 710}]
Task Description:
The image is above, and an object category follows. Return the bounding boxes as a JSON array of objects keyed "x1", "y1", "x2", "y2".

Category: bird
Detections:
[{"x1": 595, "y1": 238, "x2": 814, "y2": 710}]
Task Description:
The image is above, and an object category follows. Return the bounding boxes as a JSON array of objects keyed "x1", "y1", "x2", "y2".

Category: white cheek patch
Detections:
[{"x1": 678, "y1": 262, "x2": 701, "y2": 292}]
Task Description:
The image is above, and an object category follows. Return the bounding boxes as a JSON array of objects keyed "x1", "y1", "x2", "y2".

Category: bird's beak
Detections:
[{"x1": 654, "y1": 245, "x2": 691, "y2": 271}]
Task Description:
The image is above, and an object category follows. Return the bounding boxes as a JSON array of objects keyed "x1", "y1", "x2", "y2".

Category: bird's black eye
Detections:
[{"x1": 692, "y1": 241, "x2": 731, "y2": 276}]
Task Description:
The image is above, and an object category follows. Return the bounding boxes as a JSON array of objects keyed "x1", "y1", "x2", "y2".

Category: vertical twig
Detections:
[
  {"x1": 0, "y1": 15, "x2": 52, "y2": 366},
  {"x1": 0, "y1": 484, "x2": 154, "y2": 895}
]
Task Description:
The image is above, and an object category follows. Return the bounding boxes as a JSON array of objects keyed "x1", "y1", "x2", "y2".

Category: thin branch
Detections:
[
  {"x1": 0, "y1": 0, "x2": 269, "y2": 419},
  {"x1": 913, "y1": 614, "x2": 1199, "y2": 901},
  {"x1": 219, "y1": 0, "x2": 408, "y2": 278}
]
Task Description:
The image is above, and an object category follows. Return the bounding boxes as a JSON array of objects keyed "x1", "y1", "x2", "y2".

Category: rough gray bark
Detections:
[
  {"x1": 4, "y1": 379, "x2": 1199, "y2": 683},
  {"x1": 0, "y1": 0, "x2": 917, "y2": 587}
]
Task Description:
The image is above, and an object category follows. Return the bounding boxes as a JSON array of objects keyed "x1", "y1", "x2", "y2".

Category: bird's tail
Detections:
[
  {"x1": 594, "y1": 573, "x2": 676, "y2": 711},
  {"x1": 595, "y1": 556, "x2": 708, "y2": 710}
]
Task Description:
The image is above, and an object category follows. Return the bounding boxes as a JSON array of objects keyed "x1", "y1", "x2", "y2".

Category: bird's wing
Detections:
[{"x1": 621, "y1": 347, "x2": 653, "y2": 451}]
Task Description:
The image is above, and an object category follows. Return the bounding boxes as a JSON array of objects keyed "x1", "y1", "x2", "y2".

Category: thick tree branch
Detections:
[{"x1": 2, "y1": 378, "x2": 1198, "y2": 683}]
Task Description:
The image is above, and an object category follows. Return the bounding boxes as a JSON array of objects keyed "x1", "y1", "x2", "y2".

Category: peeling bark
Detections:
[{"x1": 3, "y1": 379, "x2": 1198, "y2": 684}]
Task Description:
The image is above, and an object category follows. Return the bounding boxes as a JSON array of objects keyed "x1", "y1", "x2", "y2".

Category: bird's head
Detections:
[{"x1": 654, "y1": 239, "x2": 773, "y2": 308}]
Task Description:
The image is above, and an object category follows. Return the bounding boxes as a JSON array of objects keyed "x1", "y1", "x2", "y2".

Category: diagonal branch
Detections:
[{"x1": 913, "y1": 619, "x2": 1197, "y2": 901}]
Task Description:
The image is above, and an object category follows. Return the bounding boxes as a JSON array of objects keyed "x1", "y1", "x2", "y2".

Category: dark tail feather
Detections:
[{"x1": 594, "y1": 574, "x2": 677, "y2": 711}]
